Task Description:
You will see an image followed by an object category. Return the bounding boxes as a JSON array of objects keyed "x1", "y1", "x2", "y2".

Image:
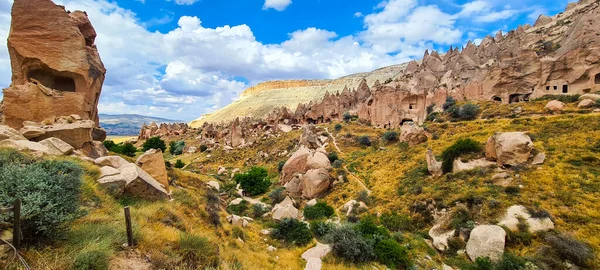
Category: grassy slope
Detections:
[{"x1": 7, "y1": 99, "x2": 600, "y2": 269}]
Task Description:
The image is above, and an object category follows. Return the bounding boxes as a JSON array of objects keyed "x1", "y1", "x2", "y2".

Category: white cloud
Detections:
[
  {"x1": 167, "y1": 0, "x2": 200, "y2": 6},
  {"x1": 475, "y1": 9, "x2": 517, "y2": 22},
  {"x1": 354, "y1": 12, "x2": 363, "y2": 18},
  {"x1": 263, "y1": 0, "x2": 292, "y2": 11}
]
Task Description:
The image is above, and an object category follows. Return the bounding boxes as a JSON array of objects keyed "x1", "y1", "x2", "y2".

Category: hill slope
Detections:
[{"x1": 99, "y1": 114, "x2": 182, "y2": 135}]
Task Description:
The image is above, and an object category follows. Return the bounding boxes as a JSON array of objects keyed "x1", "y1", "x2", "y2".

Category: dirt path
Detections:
[{"x1": 324, "y1": 127, "x2": 371, "y2": 195}]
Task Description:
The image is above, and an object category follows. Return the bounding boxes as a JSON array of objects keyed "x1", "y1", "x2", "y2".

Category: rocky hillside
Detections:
[
  {"x1": 190, "y1": 63, "x2": 409, "y2": 127},
  {"x1": 99, "y1": 114, "x2": 181, "y2": 136}
]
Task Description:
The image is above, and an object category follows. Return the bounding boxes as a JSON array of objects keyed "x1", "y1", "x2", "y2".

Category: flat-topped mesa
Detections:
[
  {"x1": 241, "y1": 80, "x2": 331, "y2": 97},
  {"x1": 1, "y1": 0, "x2": 106, "y2": 129}
]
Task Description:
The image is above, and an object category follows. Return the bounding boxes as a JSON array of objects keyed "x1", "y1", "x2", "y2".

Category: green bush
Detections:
[
  {"x1": 227, "y1": 200, "x2": 248, "y2": 215},
  {"x1": 73, "y1": 250, "x2": 110, "y2": 270},
  {"x1": 234, "y1": 167, "x2": 271, "y2": 196},
  {"x1": 332, "y1": 159, "x2": 343, "y2": 168},
  {"x1": 103, "y1": 140, "x2": 137, "y2": 157},
  {"x1": 443, "y1": 97, "x2": 457, "y2": 111},
  {"x1": 327, "y1": 152, "x2": 339, "y2": 163},
  {"x1": 0, "y1": 150, "x2": 83, "y2": 243},
  {"x1": 169, "y1": 140, "x2": 186, "y2": 155},
  {"x1": 343, "y1": 112, "x2": 354, "y2": 122},
  {"x1": 426, "y1": 104, "x2": 436, "y2": 115},
  {"x1": 465, "y1": 257, "x2": 493, "y2": 270},
  {"x1": 356, "y1": 215, "x2": 390, "y2": 239},
  {"x1": 250, "y1": 203, "x2": 270, "y2": 218},
  {"x1": 310, "y1": 220, "x2": 333, "y2": 238},
  {"x1": 495, "y1": 253, "x2": 526, "y2": 270},
  {"x1": 357, "y1": 136, "x2": 371, "y2": 146},
  {"x1": 544, "y1": 233, "x2": 595, "y2": 268},
  {"x1": 177, "y1": 233, "x2": 219, "y2": 268},
  {"x1": 200, "y1": 145, "x2": 208, "y2": 152},
  {"x1": 441, "y1": 139, "x2": 482, "y2": 173},
  {"x1": 277, "y1": 160, "x2": 286, "y2": 173},
  {"x1": 303, "y1": 202, "x2": 335, "y2": 220},
  {"x1": 459, "y1": 103, "x2": 480, "y2": 120},
  {"x1": 143, "y1": 136, "x2": 166, "y2": 152},
  {"x1": 334, "y1": 123, "x2": 343, "y2": 131},
  {"x1": 268, "y1": 187, "x2": 286, "y2": 204},
  {"x1": 271, "y1": 218, "x2": 313, "y2": 246},
  {"x1": 326, "y1": 224, "x2": 375, "y2": 263},
  {"x1": 374, "y1": 239, "x2": 410, "y2": 269},
  {"x1": 382, "y1": 131, "x2": 399, "y2": 143},
  {"x1": 380, "y1": 212, "x2": 413, "y2": 232},
  {"x1": 174, "y1": 159, "x2": 186, "y2": 169},
  {"x1": 533, "y1": 94, "x2": 581, "y2": 103}
]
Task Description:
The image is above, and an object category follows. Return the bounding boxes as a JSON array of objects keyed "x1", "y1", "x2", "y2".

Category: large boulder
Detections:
[
  {"x1": 119, "y1": 163, "x2": 169, "y2": 201},
  {"x1": 429, "y1": 225, "x2": 455, "y2": 251},
  {"x1": 466, "y1": 225, "x2": 506, "y2": 262},
  {"x1": 0, "y1": 139, "x2": 53, "y2": 155},
  {"x1": 97, "y1": 166, "x2": 127, "y2": 196},
  {"x1": 29, "y1": 120, "x2": 95, "y2": 149},
  {"x1": 39, "y1": 137, "x2": 74, "y2": 155},
  {"x1": 400, "y1": 123, "x2": 428, "y2": 146},
  {"x1": 577, "y1": 99, "x2": 595, "y2": 108},
  {"x1": 299, "y1": 168, "x2": 331, "y2": 199},
  {"x1": 136, "y1": 149, "x2": 170, "y2": 192},
  {"x1": 95, "y1": 155, "x2": 130, "y2": 169},
  {"x1": 19, "y1": 126, "x2": 46, "y2": 139},
  {"x1": 342, "y1": 199, "x2": 368, "y2": 216},
  {"x1": 280, "y1": 146, "x2": 332, "y2": 199},
  {"x1": 426, "y1": 148, "x2": 443, "y2": 177},
  {"x1": 544, "y1": 100, "x2": 564, "y2": 112},
  {"x1": 485, "y1": 132, "x2": 533, "y2": 166},
  {"x1": 0, "y1": 0, "x2": 106, "y2": 129},
  {"x1": 0, "y1": 125, "x2": 27, "y2": 141},
  {"x1": 299, "y1": 125, "x2": 322, "y2": 149},
  {"x1": 271, "y1": 196, "x2": 299, "y2": 220},
  {"x1": 498, "y1": 205, "x2": 554, "y2": 233}
]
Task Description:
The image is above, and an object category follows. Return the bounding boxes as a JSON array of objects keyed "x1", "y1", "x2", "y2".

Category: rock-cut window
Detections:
[
  {"x1": 595, "y1": 73, "x2": 600, "y2": 84},
  {"x1": 27, "y1": 69, "x2": 76, "y2": 92}
]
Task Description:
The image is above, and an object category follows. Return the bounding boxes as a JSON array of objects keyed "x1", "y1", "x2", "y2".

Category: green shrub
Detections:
[
  {"x1": 466, "y1": 257, "x2": 493, "y2": 270},
  {"x1": 374, "y1": 239, "x2": 410, "y2": 269},
  {"x1": 232, "y1": 227, "x2": 245, "y2": 241},
  {"x1": 303, "y1": 202, "x2": 335, "y2": 220},
  {"x1": 103, "y1": 140, "x2": 137, "y2": 157},
  {"x1": 357, "y1": 136, "x2": 371, "y2": 146},
  {"x1": 459, "y1": 103, "x2": 480, "y2": 120},
  {"x1": 343, "y1": 112, "x2": 354, "y2": 122},
  {"x1": 447, "y1": 105, "x2": 461, "y2": 118},
  {"x1": 143, "y1": 136, "x2": 166, "y2": 152},
  {"x1": 73, "y1": 250, "x2": 110, "y2": 270},
  {"x1": 441, "y1": 139, "x2": 482, "y2": 173},
  {"x1": 332, "y1": 159, "x2": 343, "y2": 168},
  {"x1": 177, "y1": 233, "x2": 219, "y2": 268},
  {"x1": 102, "y1": 140, "x2": 117, "y2": 151},
  {"x1": 328, "y1": 152, "x2": 339, "y2": 163},
  {"x1": 504, "y1": 186, "x2": 520, "y2": 196},
  {"x1": 0, "y1": 151, "x2": 83, "y2": 243},
  {"x1": 544, "y1": 233, "x2": 595, "y2": 268},
  {"x1": 169, "y1": 140, "x2": 186, "y2": 155},
  {"x1": 426, "y1": 104, "x2": 435, "y2": 115},
  {"x1": 271, "y1": 218, "x2": 313, "y2": 246},
  {"x1": 227, "y1": 200, "x2": 248, "y2": 215},
  {"x1": 326, "y1": 224, "x2": 375, "y2": 263},
  {"x1": 334, "y1": 123, "x2": 342, "y2": 131},
  {"x1": 234, "y1": 167, "x2": 271, "y2": 196},
  {"x1": 443, "y1": 97, "x2": 457, "y2": 111},
  {"x1": 533, "y1": 94, "x2": 581, "y2": 103},
  {"x1": 380, "y1": 212, "x2": 413, "y2": 232},
  {"x1": 449, "y1": 206, "x2": 473, "y2": 231},
  {"x1": 250, "y1": 203, "x2": 270, "y2": 218},
  {"x1": 495, "y1": 253, "x2": 526, "y2": 270},
  {"x1": 310, "y1": 220, "x2": 333, "y2": 238},
  {"x1": 446, "y1": 237, "x2": 466, "y2": 256},
  {"x1": 382, "y1": 131, "x2": 399, "y2": 143},
  {"x1": 268, "y1": 187, "x2": 286, "y2": 204},
  {"x1": 277, "y1": 161, "x2": 286, "y2": 173},
  {"x1": 356, "y1": 215, "x2": 390, "y2": 239},
  {"x1": 200, "y1": 145, "x2": 208, "y2": 152},
  {"x1": 174, "y1": 159, "x2": 186, "y2": 169}
]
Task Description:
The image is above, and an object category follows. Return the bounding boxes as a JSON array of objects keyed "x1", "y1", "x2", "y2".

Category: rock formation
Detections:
[
  {"x1": 96, "y1": 155, "x2": 169, "y2": 200},
  {"x1": 498, "y1": 205, "x2": 554, "y2": 233},
  {"x1": 1, "y1": 0, "x2": 106, "y2": 129},
  {"x1": 136, "y1": 149, "x2": 170, "y2": 192},
  {"x1": 466, "y1": 225, "x2": 506, "y2": 262},
  {"x1": 138, "y1": 122, "x2": 190, "y2": 140},
  {"x1": 486, "y1": 132, "x2": 533, "y2": 166},
  {"x1": 271, "y1": 196, "x2": 299, "y2": 220}
]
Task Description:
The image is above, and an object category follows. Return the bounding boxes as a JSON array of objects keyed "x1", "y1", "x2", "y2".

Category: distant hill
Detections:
[{"x1": 99, "y1": 114, "x2": 182, "y2": 136}]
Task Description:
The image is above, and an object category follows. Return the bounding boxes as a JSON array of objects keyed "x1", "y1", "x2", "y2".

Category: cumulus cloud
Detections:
[
  {"x1": 167, "y1": 0, "x2": 200, "y2": 6},
  {"x1": 263, "y1": 0, "x2": 292, "y2": 11}
]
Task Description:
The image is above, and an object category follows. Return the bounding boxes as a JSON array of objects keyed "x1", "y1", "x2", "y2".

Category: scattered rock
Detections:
[
  {"x1": 532, "y1": 152, "x2": 546, "y2": 165},
  {"x1": 226, "y1": 214, "x2": 252, "y2": 227},
  {"x1": 578, "y1": 99, "x2": 595, "y2": 108},
  {"x1": 426, "y1": 148, "x2": 442, "y2": 177},
  {"x1": 267, "y1": 245, "x2": 277, "y2": 251},
  {"x1": 229, "y1": 198, "x2": 245, "y2": 206},
  {"x1": 545, "y1": 100, "x2": 565, "y2": 112},
  {"x1": 218, "y1": 166, "x2": 228, "y2": 175},
  {"x1": 19, "y1": 126, "x2": 46, "y2": 139},
  {"x1": 0, "y1": 139, "x2": 53, "y2": 155},
  {"x1": 486, "y1": 132, "x2": 533, "y2": 166},
  {"x1": 429, "y1": 225, "x2": 456, "y2": 251},
  {"x1": 207, "y1": 181, "x2": 220, "y2": 191},
  {"x1": 136, "y1": 149, "x2": 170, "y2": 192},
  {"x1": 342, "y1": 200, "x2": 368, "y2": 216},
  {"x1": 0, "y1": 125, "x2": 27, "y2": 141},
  {"x1": 272, "y1": 196, "x2": 299, "y2": 220},
  {"x1": 498, "y1": 205, "x2": 554, "y2": 233},
  {"x1": 453, "y1": 158, "x2": 496, "y2": 173},
  {"x1": 95, "y1": 155, "x2": 130, "y2": 169},
  {"x1": 491, "y1": 172, "x2": 513, "y2": 187},
  {"x1": 39, "y1": 137, "x2": 74, "y2": 155},
  {"x1": 306, "y1": 199, "x2": 318, "y2": 207},
  {"x1": 400, "y1": 122, "x2": 428, "y2": 146},
  {"x1": 466, "y1": 225, "x2": 506, "y2": 262}
]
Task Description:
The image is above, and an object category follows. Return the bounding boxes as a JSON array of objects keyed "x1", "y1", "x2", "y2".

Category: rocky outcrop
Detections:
[
  {"x1": 545, "y1": 100, "x2": 565, "y2": 111},
  {"x1": 271, "y1": 196, "x2": 299, "y2": 220},
  {"x1": 426, "y1": 149, "x2": 443, "y2": 177},
  {"x1": 400, "y1": 122, "x2": 428, "y2": 146},
  {"x1": 486, "y1": 132, "x2": 533, "y2": 166},
  {"x1": 226, "y1": 215, "x2": 252, "y2": 227},
  {"x1": 281, "y1": 146, "x2": 332, "y2": 199},
  {"x1": 1, "y1": 0, "x2": 105, "y2": 129},
  {"x1": 138, "y1": 122, "x2": 189, "y2": 140},
  {"x1": 136, "y1": 149, "x2": 170, "y2": 192},
  {"x1": 578, "y1": 99, "x2": 595, "y2": 108},
  {"x1": 498, "y1": 205, "x2": 554, "y2": 233},
  {"x1": 96, "y1": 156, "x2": 169, "y2": 200},
  {"x1": 429, "y1": 225, "x2": 455, "y2": 252},
  {"x1": 0, "y1": 125, "x2": 26, "y2": 141},
  {"x1": 466, "y1": 225, "x2": 506, "y2": 262},
  {"x1": 342, "y1": 200, "x2": 368, "y2": 216}
]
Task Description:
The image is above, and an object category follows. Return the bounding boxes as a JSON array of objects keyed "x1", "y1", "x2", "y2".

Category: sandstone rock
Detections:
[
  {"x1": 79, "y1": 141, "x2": 108, "y2": 159},
  {"x1": 207, "y1": 181, "x2": 220, "y2": 191},
  {"x1": 136, "y1": 149, "x2": 169, "y2": 192},
  {"x1": 267, "y1": 245, "x2": 276, "y2": 251},
  {"x1": 227, "y1": 214, "x2": 251, "y2": 227},
  {"x1": 579, "y1": 94, "x2": 600, "y2": 101},
  {"x1": 218, "y1": 166, "x2": 228, "y2": 175},
  {"x1": 491, "y1": 172, "x2": 513, "y2": 187},
  {"x1": 300, "y1": 168, "x2": 331, "y2": 199},
  {"x1": 545, "y1": 100, "x2": 565, "y2": 112},
  {"x1": 306, "y1": 199, "x2": 317, "y2": 207},
  {"x1": 466, "y1": 225, "x2": 506, "y2": 262},
  {"x1": 0, "y1": 125, "x2": 27, "y2": 141},
  {"x1": 0, "y1": 139, "x2": 53, "y2": 155},
  {"x1": 532, "y1": 152, "x2": 546, "y2": 165},
  {"x1": 272, "y1": 196, "x2": 299, "y2": 220},
  {"x1": 119, "y1": 163, "x2": 169, "y2": 200},
  {"x1": 95, "y1": 156, "x2": 130, "y2": 169},
  {"x1": 299, "y1": 125, "x2": 322, "y2": 149},
  {"x1": 400, "y1": 123, "x2": 428, "y2": 146},
  {"x1": 426, "y1": 148, "x2": 443, "y2": 177},
  {"x1": 342, "y1": 200, "x2": 368, "y2": 216},
  {"x1": 97, "y1": 166, "x2": 127, "y2": 195},
  {"x1": 31, "y1": 120, "x2": 95, "y2": 149},
  {"x1": 229, "y1": 198, "x2": 244, "y2": 206},
  {"x1": 453, "y1": 158, "x2": 496, "y2": 173},
  {"x1": 19, "y1": 126, "x2": 46, "y2": 140},
  {"x1": 498, "y1": 205, "x2": 554, "y2": 233},
  {"x1": 301, "y1": 242, "x2": 331, "y2": 270},
  {"x1": 1, "y1": 0, "x2": 106, "y2": 129},
  {"x1": 39, "y1": 137, "x2": 74, "y2": 155},
  {"x1": 429, "y1": 225, "x2": 456, "y2": 251},
  {"x1": 280, "y1": 146, "x2": 332, "y2": 199},
  {"x1": 534, "y1": 15, "x2": 552, "y2": 27},
  {"x1": 486, "y1": 132, "x2": 533, "y2": 166},
  {"x1": 578, "y1": 99, "x2": 595, "y2": 108},
  {"x1": 92, "y1": 127, "x2": 107, "y2": 141}
]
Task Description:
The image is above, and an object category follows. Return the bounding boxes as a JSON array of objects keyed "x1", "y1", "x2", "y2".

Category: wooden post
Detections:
[
  {"x1": 124, "y1": 206, "x2": 134, "y2": 247},
  {"x1": 13, "y1": 198, "x2": 21, "y2": 250}
]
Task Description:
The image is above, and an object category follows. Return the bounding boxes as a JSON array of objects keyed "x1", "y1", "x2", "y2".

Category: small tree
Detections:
[
  {"x1": 343, "y1": 112, "x2": 353, "y2": 122},
  {"x1": 174, "y1": 159, "x2": 186, "y2": 169},
  {"x1": 459, "y1": 103, "x2": 480, "y2": 120},
  {"x1": 326, "y1": 224, "x2": 375, "y2": 263},
  {"x1": 357, "y1": 136, "x2": 371, "y2": 146},
  {"x1": 382, "y1": 131, "x2": 399, "y2": 143},
  {"x1": 443, "y1": 97, "x2": 457, "y2": 111},
  {"x1": 169, "y1": 140, "x2": 186, "y2": 155},
  {"x1": 234, "y1": 167, "x2": 271, "y2": 196},
  {"x1": 271, "y1": 218, "x2": 313, "y2": 246},
  {"x1": 120, "y1": 143, "x2": 138, "y2": 157},
  {"x1": 303, "y1": 201, "x2": 335, "y2": 220},
  {"x1": 143, "y1": 136, "x2": 166, "y2": 152},
  {"x1": 328, "y1": 152, "x2": 339, "y2": 163},
  {"x1": 268, "y1": 187, "x2": 286, "y2": 204},
  {"x1": 334, "y1": 123, "x2": 343, "y2": 132},
  {"x1": 200, "y1": 145, "x2": 208, "y2": 152}
]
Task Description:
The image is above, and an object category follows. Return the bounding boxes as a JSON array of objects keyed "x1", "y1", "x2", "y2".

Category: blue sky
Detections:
[{"x1": 0, "y1": 0, "x2": 572, "y2": 121}]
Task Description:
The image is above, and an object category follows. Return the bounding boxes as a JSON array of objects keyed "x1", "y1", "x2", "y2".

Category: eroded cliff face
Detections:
[
  {"x1": 192, "y1": 0, "x2": 600, "y2": 130},
  {"x1": 0, "y1": 0, "x2": 106, "y2": 129}
]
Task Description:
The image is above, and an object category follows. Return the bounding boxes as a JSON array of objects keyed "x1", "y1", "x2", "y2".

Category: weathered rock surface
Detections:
[
  {"x1": 207, "y1": 181, "x2": 220, "y2": 191},
  {"x1": 498, "y1": 205, "x2": 554, "y2": 233},
  {"x1": 0, "y1": 125, "x2": 26, "y2": 141},
  {"x1": 138, "y1": 122, "x2": 189, "y2": 140},
  {"x1": 466, "y1": 225, "x2": 506, "y2": 262},
  {"x1": 272, "y1": 196, "x2": 299, "y2": 220},
  {"x1": 39, "y1": 137, "x2": 74, "y2": 155},
  {"x1": 532, "y1": 152, "x2": 546, "y2": 165},
  {"x1": 545, "y1": 100, "x2": 565, "y2": 111},
  {"x1": 301, "y1": 242, "x2": 331, "y2": 270},
  {"x1": 95, "y1": 156, "x2": 130, "y2": 169},
  {"x1": 453, "y1": 158, "x2": 496, "y2": 173},
  {"x1": 429, "y1": 225, "x2": 456, "y2": 251},
  {"x1": 280, "y1": 144, "x2": 332, "y2": 199},
  {"x1": 0, "y1": 139, "x2": 53, "y2": 155},
  {"x1": 1, "y1": 0, "x2": 106, "y2": 129},
  {"x1": 29, "y1": 120, "x2": 95, "y2": 149},
  {"x1": 578, "y1": 99, "x2": 595, "y2": 108},
  {"x1": 227, "y1": 215, "x2": 252, "y2": 227},
  {"x1": 96, "y1": 156, "x2": 168, "y2": 200},
  {"x1": 486, "y1": 132, "x2": 533, "y2": 166},
  {"x1": 136, "y1": 149, "x2": 170, "y2": 192},
  {"x1": 426, "y1": 148, "x2": 443, "y2": 176},
  {"x1": 342, "y1": 200, "x2": 368, "y2": 216},
  {"x1": 400, "y1": 123, "x2": 428, "y2": 146}
]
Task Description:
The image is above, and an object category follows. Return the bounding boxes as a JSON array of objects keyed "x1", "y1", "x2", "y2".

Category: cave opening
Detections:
[
  {"x1": 492, "y1": 96, "x2": 502, "y2": 102},
  {"x1": 562, "y1": 85, "x2": 568, "y2": 93},
  {"x1": 400, "y1": 119, "x2": 414, "y2": 126},
  {"x1": 27, "y1": 69, "x2": 76, "y2": 92},
  {"x1": 595, "y1": 73, "x2": 600, "y2": 84}
]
